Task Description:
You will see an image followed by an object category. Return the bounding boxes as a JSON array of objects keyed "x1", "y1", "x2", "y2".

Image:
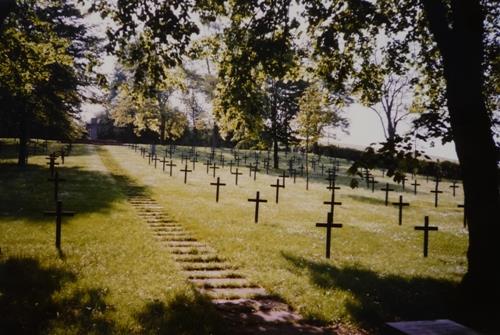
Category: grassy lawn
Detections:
[
  {"x1": 0, "y1": 141, "x2": 468, "y2": 334},
  {"x1": 0, "y1": 141, "x2": 223, "y2": 334},
  {"x1": 107, "y1": 144, "x2": 468, "y2": 332}
]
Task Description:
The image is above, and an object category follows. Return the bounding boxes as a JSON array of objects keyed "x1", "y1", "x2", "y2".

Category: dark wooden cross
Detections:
[
  {"x1": 430, "y1": 178, "x2": 443, "y2": 207},
  {"x1": 325, "y1": 172, "x2": 337, "y2": 190},
  {"x1": 46, "y1": 154, "x2": 59, "y2": 177},
  {"x1": 220, "y1": 155, "x2": 225, "y2": 168},
  {"x1": 449, "y1": 181, "x2": 460, "y2": 197},
  {"x1": 167, "y1": 145, "x2": 174, "y2": 158},
  {"x1": 147, "y1": 152, "x2": 153, "y2": 165},
  {"x1": 44, "y1": 200, "x2": 75, "y2": 250},
  {"x1": 316, "y1": 212, "x2": 343, "y2": 259},
  {"x1": 190, "y1": 155, "x2": 198, "y2": 170},
  {"x1": 392, "y1": 195, "x2": 410, "y2": 225},
  {"x1": 228, "y1": 160, "x2": 234, "y2": 173},
  {"x1": 166, "y1": 160, "x2": 176, "y2": 176},
  {"x1": 210, "y1": 162, "x2": 220, "y2": 178},
  {"x1": 279, "y1": 170, "x2": 289, "y2": 187},
  {"x1": 231, "y1": 167, "x2": 242, "y2": 185},
  {"x1": 458, "y1": 203, "x2": 467, "y2": 228},
  {"x1": 180, "y1": 164, "x2": 192, "y2": 184},
  {"x1": 324, "y1": 181, "x2": 341, "y2": 214},
  {"x1": 204, "y1": 159, "x2": 212, "y2": 174},
  {"x1": 210, "y1": 177, "x2": 226, "y2": 202},
  {"x1": 264, "y1": 159, "x2": 270, "y2": 174},
  {"x1": 411, "y1": 180, "x2": 420, "y2": 195},
  {"x1": 152, "y1": 155, "x2": 161, "y2": 169},
  {"x1": 270, "y1": 179, "x2": 285, "y2": 203},
  {"x1": 243, "y1": 153, "x2": 248, "y2": 164},
  {"x1": 381, "y1": 183, "x2": 395, "y2": 206},
  {"x1": 250, "y1": 164, "x2": 259, "y2": 181},
  {"x1": 368, "y1": 176, "x2": 379, "y2": 193},
  {"x1": 48, "y1": 171, "x2": 65, "y2": 201},
  {"x1": 160, "y1": 157, "x2": 168, "y2": 172},
  {"x1": 234, "y1": 156, "x2": 241, "y2": 167},
  {"x1": 248, "y1": 191, "x2": 267, "y2": 223},
  {"x1": 401, "y1": 175, "x2": 408, "y2": 191},
  {"x1": 414, "y1": 216, "x2": 438, "y2": 257},
  {"x1": 181, "y1": 153, "x2": 189, "y2": 164},
  {"x1": 320, "y1": 163, "x2": 325, "y2": 176}
]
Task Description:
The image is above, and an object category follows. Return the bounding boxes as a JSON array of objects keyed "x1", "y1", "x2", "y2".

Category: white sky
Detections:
[{"x1": 79, "y1": 5, "x2": 459, "y2": 162}]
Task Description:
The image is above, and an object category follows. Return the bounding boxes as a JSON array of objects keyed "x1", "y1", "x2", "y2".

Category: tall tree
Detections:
[
  {"x1": 303, "y1": 0, "x2": 499, "y2": 328},
  {"x1": 0, "y1": 0, "x2": 102, "y2": 165}
]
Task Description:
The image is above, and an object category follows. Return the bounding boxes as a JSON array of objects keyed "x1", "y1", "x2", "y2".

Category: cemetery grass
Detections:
[
  {"x1": 0, "y1": 142, "x2": 223, "y2": 334},
  {"x1": 109, "y1": 144, "x2": 469, "y2": 333}
]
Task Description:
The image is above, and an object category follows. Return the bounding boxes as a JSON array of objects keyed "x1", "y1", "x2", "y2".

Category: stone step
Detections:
[
  {"x1": 200, "y1": 287, "x2": 268, "y2": 299},
  {"x1": 155, "y1": 233, "x2": 191, "y2": 239},
  {"x1": 174, "y1": 255, "x2": 222, "y2": 263},
  {"x1": 170, "y1": 247, "x2": 213, "y2": 255},
  {"x1": 186, "y1": 270, "x2": 244, "y2": 279},
  {"x1": 151, "y1": 227, "x2": 184, "y2": 231},
  {"x1": 164, "y1": 242, "x2": 207, "y2": 248},
  {"x1": 181, "y1": 263, "x2": 234, "y2": 271},
  {"x1": 155, "y1": 236, "x2": 197, "y2": 242},
  {"x1": 190, "y1": 278, "x2": 253, "y2": 288}
]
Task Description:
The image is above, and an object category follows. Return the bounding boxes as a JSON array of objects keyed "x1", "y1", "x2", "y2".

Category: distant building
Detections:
[{"x1": 87, "y1": 118, "x2": 99, "y2": 140}]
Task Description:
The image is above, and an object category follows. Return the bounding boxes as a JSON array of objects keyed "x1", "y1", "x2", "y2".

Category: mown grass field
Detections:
[{"x1": 1, "y1": 140, "x2": 468, "y2": 334}]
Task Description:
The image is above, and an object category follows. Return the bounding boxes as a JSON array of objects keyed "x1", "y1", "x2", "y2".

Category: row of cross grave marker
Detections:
[
  {"x1": 43, "y1": 148, "x2": 76, "y2": 251},
  {"x1": 130, "y1": 145, "x2": 465, "y2": 252},
  {"x1": 137, "y1": 144, "x2": 465, "y2": 213},
  {"x1": 315, "y1": 174, "x2": 442, "y2": 259}
]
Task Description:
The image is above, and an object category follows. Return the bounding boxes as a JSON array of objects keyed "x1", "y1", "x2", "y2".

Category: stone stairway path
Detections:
[{"x1": 127, "y1": 192, "x2": 340, "y2": 334}]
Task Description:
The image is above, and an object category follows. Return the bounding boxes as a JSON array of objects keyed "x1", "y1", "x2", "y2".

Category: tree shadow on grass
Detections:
[
  {"x1": 0, "y1": 163, "x2": 147, "y2": 223},
  {"x1": 0, "y1": 256, "x2": 116, "y2": 334},
  {"x1": 281, "y1": 252, "x2": 460, "y2": 333},
  {"x1": 347, "y1": 195, "x2": 386, "y2": 206},
  {"x1": 134, "y1": 291, "x2": 226, "y2": 335}
]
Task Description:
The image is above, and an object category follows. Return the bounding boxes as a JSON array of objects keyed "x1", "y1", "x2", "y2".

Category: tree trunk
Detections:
[
  {"x1": 422, "y1": 0, "x2": 500, "y2": 327},
  {"x1": 159, "y1": 114, "x2": 166, "y2": 144},
  {"x1": 271, "y1": 81, "x2": 279, "y2": 169},
  {"x1": 17, "y1": 113, "x2": 28, "y2": 166}
]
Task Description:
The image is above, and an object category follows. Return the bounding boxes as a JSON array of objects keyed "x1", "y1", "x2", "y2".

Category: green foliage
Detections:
[
  {"x1": 297, "y1": 82, "x2": 349, "y2": 148},
  {"x1": 0, "y1": 0, "x2": 103, "y2": 161}
]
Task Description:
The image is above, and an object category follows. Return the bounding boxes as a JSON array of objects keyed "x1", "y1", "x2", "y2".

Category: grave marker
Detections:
[
  {"x1": 392, "y1": 195, "x2": 410, "y2": 226},
  {"x1": 414, "y1": 216, "x2": 438, "y2": 257},
  {"x1": 210, "y1": 177, "x2": 226, "y2": 202},
  {"x1": 152, "y1": 155, "x2": 160, "y2": 169},
  {"x1": 180, "y1": 164, "x2": 192, "y2": 184},
  {"x1": 166, "y1": 160, "x2": 176, "y2": 176},
  {"x1": 279, "y1": 170, "x2": 289, "y2": 187},
  {"x1": 270, "y1": 179, "x2": 284, "y2": 203},
  {"x1": 411, "y1": 180, "x2": 420, "y2": 195},
  {"x1": 316, "y1": 212, "x2": 343, "y2": 259},
  {"x1": 248, "y1": 191, "x2": 267, "y2": 223},
  {"x1": 381, "y1": 183, "x2": 395, "y2": 206},
  {"x1": 231, "y1": 167, "x2": 242, "y2": 185},
  {"x1": 45, "y1": 153, "x2": 59, "y2": 177},
  {"x1": 401, "y1": 176, "x2": 408, "y2": 191},
  {"x1": 44, "y1": 200, "x2": 75, "y2": 250},
  {"x1": 48, "y1": 171, "x2": 65, "y2": 201},
  {"x1": 449, "y1": 181, "x2": 460, "y2": 197},
  {"x1": 210, "y1": 162, "x2": 220, "y2": 178},
  {"x1": 431, "y1": 178, "x2": 443, "y2": 207},
  {"x1": 204, "y1": 160, "x2": 211, "y2": 174},
  {"x1": 324, "y1": 181, "x2": 341, "y2": 214},
  {"x1": 369, "y1": 176, "x2": 379, "y2": 193}
]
